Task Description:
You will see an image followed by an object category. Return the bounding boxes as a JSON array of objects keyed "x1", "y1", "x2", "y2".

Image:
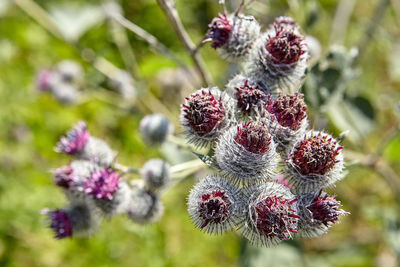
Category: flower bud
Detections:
[
  {"x1": 262, "y1": 93, "x2": 308, "y2": 154},
  {"x1": 42, "y1": 201, "x2": 100, "y2": 239},
  {"x1": 215, "y1": 122, "x2": 278, "y2": 185},
  {"x1": 108, "y1": 70, "x2": 136, "y2": 100},
  {"x1": 35, "y1": 69, "x2": 54, "y2": 92},
  {"x1": 226, "y1": 73, "x2": 272, "y2": 97},
  {"x1": 139, "y1": 113, "x2": 174, "y2": 146},
  {"x1": 51, "y1": 81, "x2": 80, "y2": 104},
  {"x1": 248, "y1": 18, "x2": 308, "y2": 93},
  {"x1": 284, "y1": 131, "x2": 344, "y2": 193},
  {"x1": 297, "y1": 191, "x2": 348, "y2": 238},
  {"x1": 187, "y1": 176, "x2": 243, "y2": 234},
  {"x1": 140, "y1": 159, "x2": 171, "y2": 190},
  {"x1": 239, "y1": 182, "x2": 299, "y2": 246},
  {"x1": 207, "y1": 13, "x2": 260, "y2": 62},
  {"x1": 127, "y1": 186, "x2": 164, "y2": 224},
  {"x1": 180, "y1": 87, "x2": 233, "y2": 147},
  {"x1": 55, "y1": 121, "x2": 115, "y2": 166}
]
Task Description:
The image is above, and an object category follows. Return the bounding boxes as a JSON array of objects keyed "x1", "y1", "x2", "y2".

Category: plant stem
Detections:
[{"x1": 156, "y1": 0, "x2": 212, "y2": 87}]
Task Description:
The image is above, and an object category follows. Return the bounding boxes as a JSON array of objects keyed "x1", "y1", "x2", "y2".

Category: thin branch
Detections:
[
  {"x1": 235, "y1": 0, "x2": 246, "y2": 16},
  {"x1": 111, "y1": 13, "x2": 189, "y2": 70},
  {"x1": 156, "y1": 0, "x2": 212, "y2": 87},
  {"x1": 353, "y1": 0, "x2": 390, "y2": 66},
  {"x1": 329, "y1": 0, "x2": 357, "y2": 45}
]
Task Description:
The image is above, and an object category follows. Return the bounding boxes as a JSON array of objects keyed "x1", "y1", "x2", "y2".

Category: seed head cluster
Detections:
[
  {"x1": 43, "y1": 121, "x2": 169, "y2": 239},
  {"x1": 183, "y1": 12, "x2": 348, "y2": 247}
]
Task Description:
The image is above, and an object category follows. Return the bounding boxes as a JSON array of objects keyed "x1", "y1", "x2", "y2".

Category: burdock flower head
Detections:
[
  {"x1": 297, "y1": 191, "x2": 349, "y2": 238},
  {"x1": 55, "y1": 121, "x2": 115, "y2": 166},
  {"x1": 84, "y1": 167, "x2": 120, "y2": 201},
  {"x1": 127, "y1": 185, "x2": 164, "y2": 224},
  {"x1": 285, "y1": 131, "x2": 344, "y2": 193},
  {"x1": 271, "y1": 16, "x2": 299, "y2": 32},
  {"x1": 180, "y1": 87, "x2": 232, "y2": 147},
  {"x1": 42, "y1": 201, "x2": 101, "y2": 239},
  {"x1": 263, "y1": 93, "x2": 308, "y2": 153},
  {"x1": 240, "y1": 182, "x2": 299, "y2": 246},
  {"x1": 215, "y1": 121, "x2": 278, "y2": 185},
  {"x1": 232, "y1": 79, "x2": 266, "y2": 116},
  {"x1": 248, "y1": 17, "x2": 308, "y2": 93},
  {"x1": 187, "y1": 176, "x2": 243, "y2": 234},
  {"x1": 55, "y1": 121, "x2": 90, "y2": 155},
  {"x1": 140, "y1": 159, "x2": 171, "y2": 190},
  {"x1": 206, "y1": 13, "x2": 260, "y2": 62},
  {"x1": 139, "y1": 113, "x2": 174, "y2": 146}
]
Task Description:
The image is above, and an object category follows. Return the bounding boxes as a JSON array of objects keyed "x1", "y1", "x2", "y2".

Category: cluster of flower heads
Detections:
[
  {"x1": 42, "y1": 121, "x2": 171, "y2": 239},
  {"x1": 183, "y1": 14, "x2": 348, "y2": 246},
  {"x1": 36, "y1": 60, "x2": 136, "y2": 104}
]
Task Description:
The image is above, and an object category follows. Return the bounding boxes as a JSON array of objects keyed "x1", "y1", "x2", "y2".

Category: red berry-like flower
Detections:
[
  {"x1": 308, "y1": 192, "x2": 348, "y2": 227},
  {"x1": 84, "y1": 168, "x2": 120, "y2": 200},
  {"x1": 235, "y1": 81, "x2": 266, "y2": 113},
  {"x1": 291, "y1": 132, "x2": 343, "y2": 176},
  {"x1": 234, "y1": 122, "x2": 271, "y2": 154},
  {"x1": 182, "y1": 89, "x2": 226, "y2": 137},
  {"x1": 55, "y1": 121, "x2": 90, "y2": 155},
  {"x1": 266, "y1": 26, "x2": 305, "y2": 64},
  {"x1": 207, "y1": 13, "x2": 231, "y2": 48},
  {"x1": 266, "y1": 93, "x2": 307, "y2": 131},
  {"x1": 199, "y1": 190, "x2": 231, "y2": 228},
  {"x1": 254, "y1": 196, "x2": 299, "y2": 240}
]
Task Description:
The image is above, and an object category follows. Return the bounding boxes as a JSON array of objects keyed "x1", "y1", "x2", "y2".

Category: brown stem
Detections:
[{"x1": 156, "y1": 0, "x2": 212, "y2": 87}]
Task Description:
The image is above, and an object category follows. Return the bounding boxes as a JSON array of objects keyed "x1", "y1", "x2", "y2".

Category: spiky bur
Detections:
[
  {"x1": 215, "y1": 122, "x2": 278, "y2": 185},
  {"x1": 139, "y1": 113, "x2": 174, "y2": 146},
  {"x1": 207, "y1": 13, "x2": 232, "y2": 49},
  {"x1": 262, "y1": 93, "x2": 308, "y2": 154},
  {"x1": 79, "y1": 137, "x2": 115, "y2": 166},
  {"x1": 84, "y1": 168, "x2": 120, "y2": 201},
  {"x1": 240, "y1": 182, "x2": 299, "y2": 246},
  {"x1": 180, "y1": 87, "x2": 232, "y2": 147},
  {"x1": 140, "y1": 159, "x2": 171, "y2": 190},
  {"x1": 56, "y1": 60, "x2": 83, "y2": 84},
  {"x1": 127, "y1": 186, "x2": 163, "y2": 224},
  {"x1": 285, "y1": 131, "x2": 344, "y2": 193},
  {"x1": 247, "y1": 19, "x2": 308, "y2": 93},
  {"x1": 271, "y1": 16, "x2": 299, "y2": 32},
  {"x1": 226, "y1": 73, "x2": 273, "y2": 100},
  {"x1": 188, "y1": 176, "x2": 243, "y2": 234},
  {"x1": 234, "y1": 80, "x2": 266, "y2": 116},
  {"x1": 55, "y1": 121, "x2": 90, "y2": 155},
  {"x1": 206, "y1": 13, "x2": 260, "y2": 62},
  {"x1": 108, "y1": 70, "x2": 136, "y2": 100},
  {"x1": 42, "y1": 201, "x2": 101, "y2": 239},
  {"x1": 297, "y1": 191, "x2": 349, "y2": 238}
]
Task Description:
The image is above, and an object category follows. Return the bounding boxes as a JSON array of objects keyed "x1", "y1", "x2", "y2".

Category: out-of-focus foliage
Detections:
[{"x1": 0, "y1": 0, "x2": 399, "y2": 266}]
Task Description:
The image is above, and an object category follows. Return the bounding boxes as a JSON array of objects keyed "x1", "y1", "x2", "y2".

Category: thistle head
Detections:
[
  {"x1": 207, "y1": 13, "x2": 231, "y2": 48},
  {"x1": 266, "y1": 93, "x2": 307, "y2": 131},
  {"x1": 139, "y1": 114, "x2": 174, "y2": 146},
  {"x1": 290, "y1": 132, "x2": 343, "y2": 176},
  {"x1": 84, "y1": 168, "x2": 120, "y2": 200},
  {"x1": 234, "y1": 122, "x2": 271, "y2": 154},
  {"x1": 308, "y1": 192, "x2": 348, "y2": 227},
  {"x1": 272, "y1": 16, "x2": 298, "y2": 30},
  {"x1": 235, "y1": 81, "x2": 266, "y2": 114},
  {"x1": 43, "y1": 209, "x2": 73, "y2": 239},
  {"x1": 188, "y1": 176, "x2": 242, "y2": 234},
  {"x1": 253, "y1": 195, "x2": 298, "y2": 241},
  {"x1": 53, "y1": 165, "x2": 75, "y2": 189},
  {"x1": 266, "y1": 26, "x2": 305, "y2": 64},
  {"x1": 36, "y1": 69, "x2": 54, "y2": 91},
  {"x1": 55, "y1": 121, "x2": 90, "y2": 155}
]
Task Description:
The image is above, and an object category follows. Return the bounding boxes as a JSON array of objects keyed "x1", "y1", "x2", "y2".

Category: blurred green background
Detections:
[{"x1": 0, "y1": 0, "x2": 400, "y2": 266}]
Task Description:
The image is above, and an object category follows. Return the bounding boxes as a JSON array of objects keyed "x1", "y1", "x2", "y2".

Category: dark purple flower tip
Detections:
[
  {"x1": 234, "y1": 122, "x2": 271, "y2": 154},
  {"x1": 254, "y1": 196, "x2": 299, "y2": 240},
  {"x1": 266, "y1": 93, "x2": 307, "y2": 131},
  {"x1": 53, "y1": 165, "x2": 74, "y2": 189},
  {"x1": 84, "y1": 168, "x2": 120, "y2": 200},
  {"x1": 199, "y1": 190, "x2": 231, "y2": 228},
  {"x1": 291, "y1": 133, "x2": 343, "y2": 176},
  {"x1": 55, "y1": 121, "x2": 90, "y2": 155},
  {"x1": 182, "y1": 90, "x2": 226, "y2": 136},
  {"x1": 266, "y1": 26, "x2": 305, "y2": 64},
  {"x1": 44, "y1": 209, "x2": 73, "y2": 239},
  {"x1": 36, "y1": 69, "x2": 53, "y2": 92},
  {"x1": 207, "y1": 13, "x2": 231, "y2": 48},
  {"x1": 235, "y1": 80, "x2": 266, "y2": 113},
  {"x1": 308, "y1": 192, "x2": 349, "y2": 226}
]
